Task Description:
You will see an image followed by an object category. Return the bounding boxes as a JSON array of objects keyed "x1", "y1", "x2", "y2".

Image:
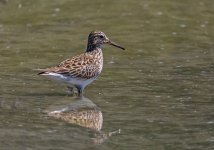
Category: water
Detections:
[{"x1": 0, "y1": 0, "x2": 214, "y2": 149}]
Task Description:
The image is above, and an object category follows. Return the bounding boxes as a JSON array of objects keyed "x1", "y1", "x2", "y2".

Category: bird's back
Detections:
[{"x1": 39, "y1": 48, "x2": 103, "y2": 79}]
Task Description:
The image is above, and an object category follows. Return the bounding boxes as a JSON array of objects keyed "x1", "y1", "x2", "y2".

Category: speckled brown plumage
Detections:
[
  {"x1": 38, "y1": 49, "x2": 103, "y2": 79},
  {"x1": 35, "y1": 30, "x2": 125, "y2": 96}
]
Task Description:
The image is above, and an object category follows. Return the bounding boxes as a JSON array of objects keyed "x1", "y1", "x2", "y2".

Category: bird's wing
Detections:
[{"x1": 36, "y1": 53, "x2": 100, "y2": 79}]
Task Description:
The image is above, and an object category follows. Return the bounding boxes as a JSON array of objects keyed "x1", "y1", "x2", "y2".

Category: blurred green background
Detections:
[{"x1": 0, "y1": 0, "x2": 213, "y2": 150}]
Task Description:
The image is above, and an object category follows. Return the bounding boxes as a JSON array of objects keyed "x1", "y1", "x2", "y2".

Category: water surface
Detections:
[{"x1": 0, "y1": 0, "x2": 214, "y2": 150}]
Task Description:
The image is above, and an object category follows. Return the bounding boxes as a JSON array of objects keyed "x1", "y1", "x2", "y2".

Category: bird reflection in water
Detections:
[{"x1": 47, "y1": 96, "x2": 120, "y2": 144}]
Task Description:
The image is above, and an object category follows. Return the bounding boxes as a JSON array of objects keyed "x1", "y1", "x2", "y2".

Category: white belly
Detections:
[{"x1": 42, "y1": 72, "x2": 96, "y2": 89}]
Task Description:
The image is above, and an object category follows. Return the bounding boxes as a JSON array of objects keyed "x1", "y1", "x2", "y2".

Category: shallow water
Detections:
[{"x1": 0, "y1": 0, "x2": 214, "y2": 150}]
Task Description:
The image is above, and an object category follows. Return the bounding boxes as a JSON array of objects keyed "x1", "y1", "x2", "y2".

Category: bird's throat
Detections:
[{"x1": 86, "y1": 43, "x2": 102, "y2": 52}]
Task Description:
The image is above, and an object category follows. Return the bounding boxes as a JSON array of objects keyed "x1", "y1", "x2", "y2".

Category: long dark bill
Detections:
[{"x1": 109, "y1": 41, "x2": 125, "y2": 50}]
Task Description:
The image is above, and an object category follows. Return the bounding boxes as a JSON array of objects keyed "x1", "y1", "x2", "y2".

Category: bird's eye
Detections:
[{"x1": 99, "y1": 35, "x2": 104, "y2": 38}]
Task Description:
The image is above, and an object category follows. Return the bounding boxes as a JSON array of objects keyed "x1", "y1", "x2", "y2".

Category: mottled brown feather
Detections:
[{"x1": 39, "y1": 49, "x2": 103, "y2": 79}]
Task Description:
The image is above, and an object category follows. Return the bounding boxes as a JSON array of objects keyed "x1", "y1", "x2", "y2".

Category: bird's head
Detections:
[{"x1": 87, "y1": 30, "x2": 125, "y2": 51}]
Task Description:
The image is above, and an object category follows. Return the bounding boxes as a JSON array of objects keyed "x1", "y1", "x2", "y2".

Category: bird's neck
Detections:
[
  {"x1": 85, "y1": 44, "x2": 103, "y2": 61},
  {"x1": 86, "y1": 42, "x2": 102, "y2": 52},
  {"x1": 86, "y1": 47, "x2": 103, "y2": 57},
  {"x1": 86, "y1": 43, "x2": 103, "y2": 73}
]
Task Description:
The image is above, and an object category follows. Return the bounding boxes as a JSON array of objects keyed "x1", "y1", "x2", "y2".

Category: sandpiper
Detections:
[{"x1": 35, "y1": 30, "x2": 125, "y2": 96}]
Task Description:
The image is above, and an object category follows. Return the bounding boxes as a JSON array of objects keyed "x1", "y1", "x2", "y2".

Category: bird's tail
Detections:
[{"x1": 32, "y1": 69, "x2": 48, "y2": 75}]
